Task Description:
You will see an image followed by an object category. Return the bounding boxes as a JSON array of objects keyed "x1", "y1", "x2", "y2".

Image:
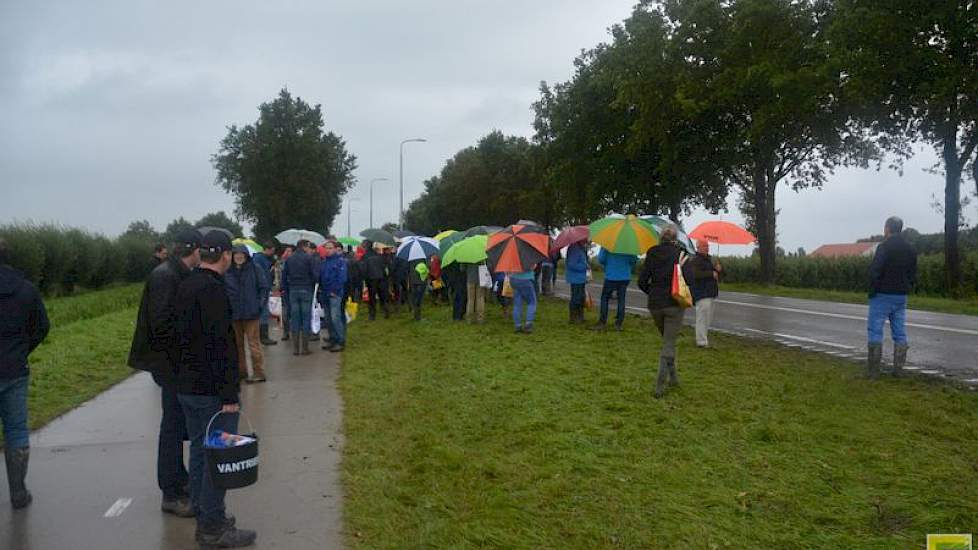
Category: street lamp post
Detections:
[
  {"x1": 346, "y1": 197, "x2": 360, "y2": 238},
  {"x1": 369, "y1": 177, "x2": 389, "y2": 228},
  {"x1": 399, "y1": 138, "x2": 427, "y2": 230}
]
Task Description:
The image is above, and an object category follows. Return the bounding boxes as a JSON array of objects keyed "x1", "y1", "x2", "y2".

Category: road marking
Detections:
[
  {"x1": 104, "y1": 498, "x2": 132, "y2": 518},
  {"x1": 743, "y1": 328, "x2": 855, "y2": 350}
]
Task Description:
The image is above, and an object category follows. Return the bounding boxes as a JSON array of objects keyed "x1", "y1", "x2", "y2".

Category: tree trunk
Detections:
[
  {"x1": 752, "y1": 164, "x2": 778, "y2": 285},
  {"x1": 943, "y1": 129, "x2": 963, "y2": 295}
]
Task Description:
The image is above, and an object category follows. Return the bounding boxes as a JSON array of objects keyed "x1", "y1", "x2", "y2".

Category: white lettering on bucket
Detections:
[{"x1": 217, "y1": 456, "x2": 259, "y2": 474}]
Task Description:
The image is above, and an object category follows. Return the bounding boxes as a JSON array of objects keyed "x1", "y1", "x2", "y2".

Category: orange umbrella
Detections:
[
  {"x1": 486, "y1": 224, "x2": 551, "y2": 273},
  {"x1": 688, "y1": 221, "x2": 756, "y2": 245}
]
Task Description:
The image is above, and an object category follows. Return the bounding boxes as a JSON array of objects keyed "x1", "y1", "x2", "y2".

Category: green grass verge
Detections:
[
  {"x1": 44, "y1": 283, "x2": 142, "y2": 327},
  {"x1": 341, "y1": 299, "x2": 978, "y2": 549},
  {"x1": 722, "y1": 282, "x2": 978, "y2": 317}
]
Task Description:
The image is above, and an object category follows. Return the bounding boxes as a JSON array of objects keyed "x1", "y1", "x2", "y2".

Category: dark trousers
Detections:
[
  {"x1": 153, "y1": 374, "x2": 189, "y2": 500},
  {"x1": 569, "y1": 283, "x2": 586, "y2": 311},
  {"x1": 366, "y1": 279, "x2": 389, "y2": 319},
  {"x1": 599, "y1": 279, "x2": 630, "y2": 326},
  {"x1": 411, "y1": 284, "x2": 426, "y2": 319},
  {"x1": 178, "y1": 394, "x2": 238, "y2": 528},
  {"x1": 451, "y1": 283, "x2": 467, "y2": 320}
]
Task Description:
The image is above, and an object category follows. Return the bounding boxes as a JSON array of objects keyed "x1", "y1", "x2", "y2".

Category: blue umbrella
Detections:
[{"x1": 396, "y1": 237, "x2": 440, "y2": 262}]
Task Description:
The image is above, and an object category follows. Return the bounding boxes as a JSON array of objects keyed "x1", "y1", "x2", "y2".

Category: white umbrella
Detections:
[
  {"x1": 396, "y1": 237, "x2": 439, "y2": 262},
  {"x1": 275, "y1": 229, "x2": 326, "y2": 246}
]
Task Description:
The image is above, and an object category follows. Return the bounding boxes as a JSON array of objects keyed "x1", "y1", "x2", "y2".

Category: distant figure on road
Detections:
[
  {"x1": 689, "y1": 239, "x2": 721, "y2": 347},
  {"x1": 564, "y1": 241, "x2": 588, "y2": 324},
  {"x1": 227, "y1": 245, "x2": 270, "y2": 383},
  {"x1": 172, "y1": 231, "x2": 257, "y2": 548},
  {"x1": 592, "y1": 248, "x2": 637, "y2": 331},
  {"x1": 283, "y1": 240, "x2": 319, "y2": 355},
  {"x1": 318, "y1": 240, "x2": 348, "y2": 351},
  {"x1": 639, "y1": 226, "x2": 683, "y2": 399},
  {"x1": 867, "y1": 216, "x2": 918, "y2": 379},
  {"x1": 0, "y1": 238, "x2": 50, "y2": 510},
  {"x1": 128, "y1": 229, "x2": 201, "y2": 518}
]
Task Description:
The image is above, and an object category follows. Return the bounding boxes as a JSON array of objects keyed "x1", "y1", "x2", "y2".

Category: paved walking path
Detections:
[
  {"x1": 0, "y1": 327, "x2": 345, "y2": 550},
  {"x1": 554, "y1": 281, "x2": 978, "y2": 382}
]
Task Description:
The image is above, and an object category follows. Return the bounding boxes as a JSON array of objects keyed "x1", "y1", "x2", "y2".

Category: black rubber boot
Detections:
[
  {"x1": 5, "y1": 447, "x2": 32, "y2": 509},
  {"x1": 893, "y1": 344, "x2": 908, "y2": 377},
  {"x1": 654, "y1": 358, "x2": 670, "y2": 399},
  {"x1": 667, "y1": 357, "x2": 680, "y2": 387},
  {"x1": 259, "y1": 325, "x2": 277, "y2": 346},
  {"x1": 866, "y1": 343, "x2": 882, "y2": 380}
]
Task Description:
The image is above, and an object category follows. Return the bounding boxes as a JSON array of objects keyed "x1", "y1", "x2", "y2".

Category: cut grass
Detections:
[
  {"x1": 44, "y1": 283, "x2": 142, "y2": 327},
  {"x1": 341, "y1": 299, "x2": 978, "y2": 549},
  {"x1": 722, "y1": 282, "x2": 978, "y2": 317}
]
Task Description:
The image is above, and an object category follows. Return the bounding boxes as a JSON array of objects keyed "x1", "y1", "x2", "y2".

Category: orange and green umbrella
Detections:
[
  {"x1": 589, "y1": 214, "x2": 658, "y2": 255},
  {"x1": 486, "y1": 224, "x2": 551, "y2": 273}
]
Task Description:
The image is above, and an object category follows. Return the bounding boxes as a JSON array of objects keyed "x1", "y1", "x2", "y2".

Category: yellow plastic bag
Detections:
[
  {"x1": 671, "y1": 253, "x2": 693, "y2": 309},
  {"x1": 345, "y1": 298, "x2": 359, "y2": 322},
  {"x1": 501, "y1": 277, "x2": 514, "y2": 298}
]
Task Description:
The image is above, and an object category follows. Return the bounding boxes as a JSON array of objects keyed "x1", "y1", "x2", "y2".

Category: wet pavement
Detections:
[
  {"x1": 555, "y1": 282, "x2": 978, "y2": 383},
  {"x1": 0, "y1": 326, "x2": 345, "y2": 550}
]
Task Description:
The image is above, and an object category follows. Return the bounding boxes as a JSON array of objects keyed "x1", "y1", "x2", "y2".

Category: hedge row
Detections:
[
  {"x1": 0, "y1": 223, "x2": 158, "y2": 295},
  {"x1": 718, "y1": 252, "x2": 978, "y2": 297}
]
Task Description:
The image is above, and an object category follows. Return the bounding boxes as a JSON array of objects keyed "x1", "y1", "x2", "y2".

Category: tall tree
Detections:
[
  {"x1": 121, "y1": 219, "x2": 160, "y2": 241},
  {"x1": 213, "y1": 89, "x2": 357, "y2": 240},
  {"x1": 162, "y1": 216, "x2": 195, "y2": 244},
  {"x1": 832, "y1": 0, "x2": 978, "y2": 294},
  {"x1": 195, "y1": 211, "x2": 244, "y2": 238}
]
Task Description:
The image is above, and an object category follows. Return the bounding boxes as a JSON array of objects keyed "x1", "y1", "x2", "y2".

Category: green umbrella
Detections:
[
  {"x1": 441, "y1": 235, "x2": 488, "y2": 267},
  {"x1": 589, "y1": 214, "x2": 658, "y2": 256},
  {"x1": 338, "y1": 236, "x2": 360, "y2": 247},
  {"x1": 438, "y1": 231, "x2": 467, "y2": 257}
]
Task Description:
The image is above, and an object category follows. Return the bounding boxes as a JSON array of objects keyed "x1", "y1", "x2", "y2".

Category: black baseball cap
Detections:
[
  {"x1": 173, "y1": 229, "x2": 203, "y2": 249},
  {"x1": 201, "y1": 231, "x2": 232, "y2": 254}
]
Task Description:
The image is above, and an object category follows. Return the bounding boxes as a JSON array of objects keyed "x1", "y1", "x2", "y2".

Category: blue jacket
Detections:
[
  {"x1": 225, "y1": 251, "x2": 270, "y2": 320},
  {"x1": 564, "y1": 243, "x2": 588, "y2": 285},
  {"x1": 319, "y1": 254, "x2": 348, "y2": 297},
  {"x1": 284, "y1": 249, "x2": 319, "y2": 291},
  {"x1": 0, "y1": 265, "x2": 50, "y2": 379},
  {"x1": 598, "y1": 249, "x2": 637, "y2": 281},
  {"x1": 252, "y1": 252, "x2": 273, "y2": 289}
]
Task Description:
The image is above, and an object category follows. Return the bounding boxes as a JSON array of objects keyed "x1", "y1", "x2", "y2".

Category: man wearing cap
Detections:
[
  {"x1": 172, "y1": 231, "x2": 257, "y2": 548},
  {"x1": 128, "y1": 229, "x2": 201, "y2": 517}
]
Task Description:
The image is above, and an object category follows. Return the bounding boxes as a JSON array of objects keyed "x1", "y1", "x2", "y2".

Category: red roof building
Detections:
[{"x1": 809, "y1": 242, "x2": 879, "y2": 258}]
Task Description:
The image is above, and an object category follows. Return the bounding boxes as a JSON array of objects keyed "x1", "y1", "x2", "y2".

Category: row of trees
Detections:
[{"x1": 403, "y1": 0, "x2": 977, "y2": 295}]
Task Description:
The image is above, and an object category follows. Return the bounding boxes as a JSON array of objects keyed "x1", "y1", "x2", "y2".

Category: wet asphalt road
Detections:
[
  {"x1": 555, "y1": 281, "x2": 978, "y2": 382},
  {"x1": 0, "y1": 326, "x2": 345, "y2": 550}
]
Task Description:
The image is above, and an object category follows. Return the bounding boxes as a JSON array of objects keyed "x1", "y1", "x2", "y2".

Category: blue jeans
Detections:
[
  {"x1": 0, "y1": 375, "x2": 29, "y2": 449},
  {"x1": 868, "y1": 293, "x2": 908, "y2": 345},
  {"x1": 153, "y1": 374, "x2": 189, "y2": 500},
  {"x1": 599, "y1": 280, "x2": 629, "y2": 326},
  {"x1": 511, "y1": 278, "x2": 537, "y2": 328},
  {"x1": 452, "y1": 282, "x2": 467, "y2": 320},
  {"x1": 569, "y1": 283, "x2": 586, "y2": 310},
  {"x1": 325, "y1": 294, "x2": 346, "y2": 345},
  {"x1": 178, "y1": 394, "x2": 238, "y2": 528},
  {"x1": 411, "y1": 284, "x2": 426, "y2": 319},
  {"x1": 289, "y1": 287, "x2": 314, "y2": 335}
]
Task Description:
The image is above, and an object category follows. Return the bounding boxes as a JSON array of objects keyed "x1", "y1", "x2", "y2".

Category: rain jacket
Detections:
[
  {"x1": 319, "y1": 254, "x2": 348, "y2": 297},
  {"x1": 869, "y1": 234, "x2": 917, "y2": 296},
  {"x1": 225, "y1": 247, "x2": 270, "y2": 320},
  {"x1": 564, "y1": 243, "x2": 588, "y2": 285},
  {"x1": 362, "y1": 247, "x2": 387, "y2": 281},
  {"x1": 638, "y1": 242, "x2": 682, "y2": 310},
  {"x1": 598, "y1": 249, "x2": 637, "y2": 281},
  {"x1": 688, "y1": 253, "x2": 719, "y2": 302},
  {"x1": 283, "y1": 248, "x2": 319, "y2": 290},
  {"x1": 171, "y1": 267, "x2": 240, "y2": 404},
  {"x1": 128, "y1": 256, "x2": 192, "y2": 380},
  {"x1": 0, "y1": 264, "x2": 49, "y2": 380},
  {"x1": 409, "y1": 259, "x2": 428, "y2": 286}
]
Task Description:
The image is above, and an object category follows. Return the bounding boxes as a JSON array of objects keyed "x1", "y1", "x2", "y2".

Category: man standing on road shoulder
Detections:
[
  {"x1": 128, "y1": 229, "x2": 201, "y2": 517},
  {"x1": 689, "y1": 239, "x2": 721, "y2": 348},
  {"x1": 0, "y1": 238, "x2": 50, "y2": 509},
  {"x1": 867, "y1": 216, "x2": 917, "y2": 379},
  {"x1": 172, "y1": 231, "x2": 257, "y2": 548}
]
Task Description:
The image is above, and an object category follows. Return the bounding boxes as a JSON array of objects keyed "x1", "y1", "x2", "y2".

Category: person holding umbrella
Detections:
[
  {"x1": 588, "y1": 215, "x2": 655, "y2": 332},
  {"x1": 361, "y1": 240, "x2": 390, "y2": 320},
  {"x1": 565, "y1": 241, "x2": 589, "y2": 323},
  {"x1": 638, "y1": 225, "x2": 684, "y2": 399},
  {"x1": 486, "y1": 224, "x2": 551, "y2": 333},
  {"x1": 591, "y1": 248, "x2": 637, "y2": 332}
]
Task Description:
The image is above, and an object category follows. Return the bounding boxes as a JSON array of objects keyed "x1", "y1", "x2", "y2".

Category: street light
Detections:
[
  {"x1": 369, "y1": 177, "x2": 389, "y2": 228},
  {"x1": 399, "y1": 138, "x2": 427, "y2": 230},
  {"x1": 346, "y1": 197, "x2": 360, "y2": 238}
]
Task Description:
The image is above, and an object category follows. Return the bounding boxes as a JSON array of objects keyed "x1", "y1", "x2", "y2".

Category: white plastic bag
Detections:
[
  {"x1": 311, "y1": 284, "x2": 324, "y2": 334},
  {"x1": 268, "y1": 296, "x2": 282, "y2": 317},
  {"x1": 478, "y1": 265, "x2": 493, "y2": 289}
]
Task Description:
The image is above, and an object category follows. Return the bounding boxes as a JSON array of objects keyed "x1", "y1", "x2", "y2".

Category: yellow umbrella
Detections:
[
  {"x1": 589, "y1": 214, "x2": 659, "y2": 255},
  {"x1": 433, "y1": 229, "x2": 458, "y2": 241}
]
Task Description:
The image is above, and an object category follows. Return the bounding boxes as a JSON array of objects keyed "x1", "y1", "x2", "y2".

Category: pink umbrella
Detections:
[{"x1": 551, "y1": 225, "x2": 589, "y2": 253}]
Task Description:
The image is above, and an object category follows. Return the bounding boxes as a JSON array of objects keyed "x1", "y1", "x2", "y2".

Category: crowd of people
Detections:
[{"x1": 0, "y1": 214, "x2": 918, "y2": 549}]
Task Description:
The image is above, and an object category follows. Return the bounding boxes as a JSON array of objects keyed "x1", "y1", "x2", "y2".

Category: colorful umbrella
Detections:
[
  {"x1": 639, "y1": 216, "x2": 695, "y2": 253},
  {"x1": 359, "y1": 228, "x2": 396, "y2": 247},
  {"x1": 589, "y1": 214, "x2": 658, "y2": 255},
  {"x1": 551, "y1": 225, "x2": 589, "y2": 252},
  {"x1": 689, "y1": 221, "x2": 756, "y2": 245},
  {"x1": 441, "y1": 235, "x2": 488, "y2": 267},
  {"x1": 275, "y1": 229, "x2": 326, "y2": 246},
  {"x1": 438, "y1": 231, "x2": 467, "y2": 257},
  {"x1": 486, "y1": 224, "x2": 551, "y2": 273},
  {"x1": 338, "y1": 236, "x2": 360, "y2": 247},
  {"x1": 232, "y1": 238, "x2": 262, "y2": 255},
  {"x1": 396, "y1": 236, "x2": 440, "y2": 262},
  {"x1": 433, "y1": 229, "x2": 458, "y2": 241}
]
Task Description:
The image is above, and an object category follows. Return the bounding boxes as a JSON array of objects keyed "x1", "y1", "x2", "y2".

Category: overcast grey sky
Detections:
[{"x1": 0, "y1": 1, "x2": 968, "y2": 254}]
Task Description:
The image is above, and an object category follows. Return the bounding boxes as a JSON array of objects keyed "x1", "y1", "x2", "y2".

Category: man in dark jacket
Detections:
[
  {"x1": 227, "y1": 245, "x2": 270, "y2": 383},
  {"x1": 251, "y1": 243, "x2": 277, "y2": 346},
  {"x1": 361, "y1": 241, "x2": 390, "y2": 320},
  {"x1": 172, "y1": 231, "x2": 257, "y2": 548},
  {"x1": 283, "y1": 240, "x2": 319, "y2": 355},
  {"x1": 638, "y1": 226, "x2": 684, "y2": 399},
  {"x1": 128, "y1": 229, "x2": 201, "y2": 517},
  {"x1": 688, "y1": 239, "x2": 721, "y2": 348},
  {"x1": 0, "y1": 238, "x2": 49, "y2": 509},
  {"x1": 443, "y1": 261, "x2": 467, "y2": 321},
  {"x1": 867, "y1": 216, "x2": 918, "y2": 378}
]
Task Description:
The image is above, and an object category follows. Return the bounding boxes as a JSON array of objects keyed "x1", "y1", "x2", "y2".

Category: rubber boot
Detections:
[
  {"x1": 892, "y1": 344, "x2": 908, "y2": 377},
  {"x1": 667, "y1": 357, "x2": 680, "y2": 387},
  {"x1": 300, "y1": 333, "x2": 311, "y2": 355},
  {"x1": 866, "y1": 343, "x2": 882, "y2": 380},
  {"x1": 292, "y1": 333, "x2": 300, "y2": 356},
  {"x1": 5, "y1": 447, "x2": 32, "y2": 509},
  {"x1": 653, "y1": 358, "x2": 670, "y2": 399},
  {"x1": 259, "y1": 325, "x2": 277, "y2": 346}
]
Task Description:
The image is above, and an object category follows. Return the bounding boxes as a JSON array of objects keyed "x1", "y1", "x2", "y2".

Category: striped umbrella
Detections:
[
  {"x1": 589, "y1": 214, "x2": 658, "y2": 255},
  {"x1": 486, "y1": 224, "x2": 551, "y2": 273},
  {"x1": 232, "y1": 238, "x2": 263, "y2": 254},
  {"x1": 396, "y1": 237, "x2": 440, "y2": 262}
]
